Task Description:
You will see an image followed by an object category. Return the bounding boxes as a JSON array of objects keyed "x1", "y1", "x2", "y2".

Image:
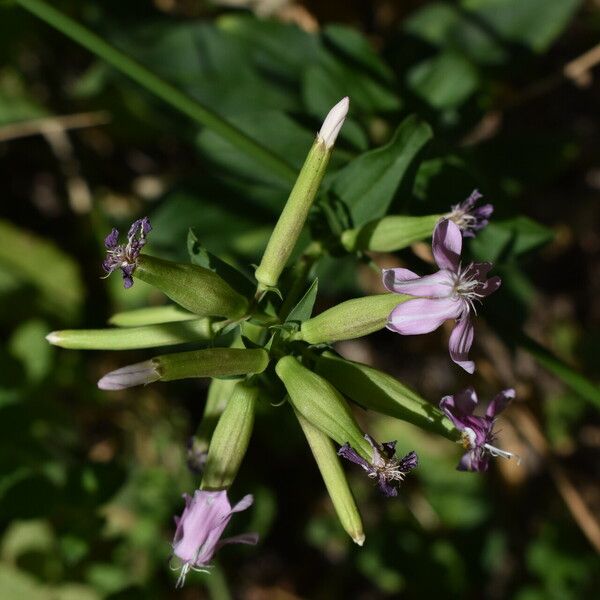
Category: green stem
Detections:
[{"x1": 14, "y1": 0, "x2": 296, "y2": 183}]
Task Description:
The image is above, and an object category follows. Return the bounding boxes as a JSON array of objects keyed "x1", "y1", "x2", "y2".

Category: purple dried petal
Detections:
[
  {"x1": 338, "y1": 443, "x2": 373, "y2": 474},
  {"x1": 104, "y1": 228, "x2": 119, "y2": 249}
]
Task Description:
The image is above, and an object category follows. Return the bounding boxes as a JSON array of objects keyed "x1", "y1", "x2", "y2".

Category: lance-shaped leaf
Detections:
[
  {"x1": 275, "y1": 356, "x2": 371, "y2": 459},
  {"x1": 331, "y1": 116, "x2": 432, "y2": 227},
  {"x1": 341, "y1": 214, "x2": 441, "y2": 253},
  {"x1": 98, "y1": 348, "x2": 269, "y2": 390},
  {"x1": 135, "y1": 254, "x2": 249, "y2": 318},
  {"x1": 314, "y1": 352, "x2": 457, "y2": 441},
  {"x1": 295, "y1": 410, "x2": 365, "y2": 546},
  {"x1": 46, "y1": 319, "x2": 212, "y2": 350},
  {"x1": 201, "y1": 382, "x2": 258, "y2": 490},
  {"x1": 293, "y1": 294, "x2": 408, "y2": 345}
]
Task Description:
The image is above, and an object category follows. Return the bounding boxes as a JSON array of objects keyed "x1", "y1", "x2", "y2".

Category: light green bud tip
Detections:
[
  {"x1": 255, "y1": 98, "x2": 349, "y2": 289},
  {"x1": 202, "y1": 382, "x2": 258, "y2": 490},
  {"x1": 341, "y1": 214, "x2": 442, "y2": 253},
  {"x1": 294, "y1": 293, "x2": 408, "y2": 345},
  {"x1": 275, "y1": 356, "x2": 371, "y2": 459},
  {"x1": 296, "y1": 411, "x2": 365, "y2": 546},
  {"x1": 136, "y1": 255, "x2": 249, "y2": 319}
]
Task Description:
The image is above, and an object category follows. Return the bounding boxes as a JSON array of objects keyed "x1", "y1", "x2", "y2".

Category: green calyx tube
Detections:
[
  {"x1": 136, "y1": 254, "x2": 249, "y2": 319},
  {"x1": 275, "y1": 356, "x2": 371, "y2": 459},
  {"x1": 201, "y1": 382, "x2": 258, "y2": 490},
  {"x1": 293, "y1": 293, "x2": 408, "y2": 345}
]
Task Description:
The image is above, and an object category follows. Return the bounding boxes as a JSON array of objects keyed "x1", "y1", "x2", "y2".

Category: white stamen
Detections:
[{"x1": 484, "y1": 443, "x2": 520, "y2": 464}]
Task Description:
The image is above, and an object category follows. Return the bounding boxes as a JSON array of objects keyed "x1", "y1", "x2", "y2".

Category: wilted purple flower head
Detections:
[
  {"x1": 440, "y1": 387, "x2": 517, "y2": 472},
  {"x1": 172, "y1": 489, "x2": 258, "y2": 588},
  {"x1": 338, "y1": 434, "x2": 418, "y2": 497},
  {"x1": 447, "y1": 189, "x2": 493, "y2": 238},
  {"x1": 383, "y1": 218, "x2": 501, "y2": 373},
  {"x1": 102, "y1": 217, "x2": 151, "y2": 288}
]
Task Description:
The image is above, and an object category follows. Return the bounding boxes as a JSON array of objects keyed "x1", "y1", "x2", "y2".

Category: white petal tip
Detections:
[
  {"x1": 317, "y1": 96, "x2": 349, "y2": 149},
  {"x1": 352, "y1": 533, "x2": 366, "y2": 547},
  {"x1": 97, "y1": 360, "x2": 159, "y2": 391},
  {"x1": 45, "y1": 332, "x2": 60, "y2": 345}
]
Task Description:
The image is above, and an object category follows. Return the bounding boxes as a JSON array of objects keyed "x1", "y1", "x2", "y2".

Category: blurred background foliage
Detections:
[{"x1": 0, "y1": 0, "x2": 599, "y2": 598}]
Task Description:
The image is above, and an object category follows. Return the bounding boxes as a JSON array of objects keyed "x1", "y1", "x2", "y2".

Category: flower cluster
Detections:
[{"x1": 102, "y1": 217, "x2": 151, "y2": 288}]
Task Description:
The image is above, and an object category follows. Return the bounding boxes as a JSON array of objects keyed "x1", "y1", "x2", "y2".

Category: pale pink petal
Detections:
[
  {"x1": 432, "y1": 219, "x2": 462, "y2": 271},
  {"x1": 230, "y1": 493, "x2": 254, "y2": 513},
  {"x1": 449, "y1": 317, "x2": 475, "y2": 373},
  {"x1": 486, "y1": 388, "x2": 515, "y2": 417},
  {"x1": 215, "y1": 532, "x2": 259, "y2": 551},
  {"x1": 382, "y1": 268, "x2": 454, "y2": 298},
  {"x1": 387, "y1": 297, "x2": 462, "y2": 335}
]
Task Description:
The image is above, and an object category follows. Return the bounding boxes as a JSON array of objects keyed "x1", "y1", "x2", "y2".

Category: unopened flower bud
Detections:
[
  {"x1": 108, "y1": 305, "x2": 197, "y2": 327},
  {"x1": 341, "y1": 214, "x2": 441, "y2": 253},
  {"x1": 295, "y1": 411, "x2": 365, "y2": 546},
  {"x1": 135, "y1": 255, "x2": 249, "y2": 319},
  {"x1": 293, "y1": 294, "x2": 408, "y2": 345},
  {"x1": 46, "y1": 318, "x2": 211, "y2": 350},
  {"x1": 98, "y1": 348, "x2": 269, "y2": 390},
  {"x1": 275, "y1": 356, "x2": 371, "y2": 459},
  {"x1": 255, "y1": 98, "x2": 349, "y2": 290},
  {"x1": 201, "y1": 382, "x2": 258, "y2": 490},
  {"x1": 314, "y1": 352, "x2": 457, "y2": 441}
]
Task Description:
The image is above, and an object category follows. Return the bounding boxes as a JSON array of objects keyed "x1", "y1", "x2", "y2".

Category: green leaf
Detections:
[
  {"x1": 187, "y1": 228, "x2": 254, "y2": 296},
  {"x1": 331, "y1": 116, "x2": 433, "y2": 226},
  {"x1": 0, "y1": 220, "x2": 83, "y2": 322},
  {"x1": 471, "y1": 217, "x2": 554, "y2": 263},
  {"x1": 407, "y1": 51, "x2": 479, "y2": 109},
  {"x1": 285, "y1": 278, "x2": 319, "y2": 326},
  {"x1": 519, "y1": 335, "x2": 600, "y2": 410}
]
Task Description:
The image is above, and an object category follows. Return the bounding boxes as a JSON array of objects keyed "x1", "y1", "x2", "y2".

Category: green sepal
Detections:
[
  {"x1": 135, "y1": 254, "x2": 249, "y2": 318},
  {"x1": 341, "y1": 214, "x2": 441, "y2": 252},
  {"x1": 295, "y1": 410, "x2": 365, "y2": 546},
  {"x1": 157, "y1": 347, "x2": 269, "y2": 381},
  {"x1": 46, "y1": 318, "x2": 212, "y2": 350},
  {"x1": 108, "y1": 305, "x2": 197, "y2": 327},
  {"x1": 201, "y1": 382, "x2": 258, "y2": 490},
  {"x1": 314, "y1": 352, "x2": 458, "y2": 441},
  {"x1": 294, "y1": 293, "x2": 408, "y2": 345},
  {"x1": 275, "y1": 356, "x2": 371, "y2": 459}
]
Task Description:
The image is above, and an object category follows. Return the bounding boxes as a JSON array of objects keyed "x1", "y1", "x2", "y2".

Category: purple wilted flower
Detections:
[
  {"x1": 172, "y1": 489, "x2": 258, "y2": 588},
  {"x1": 383, "y1": 218, "x2": 501, "y2": 373},
  {"x1": 447, "y1": 189, "x2": 493, "y2": 238},
  {"x1": 338, "y1": 434, "x2": 418, "y2": 497},
  {"x1": 440, "y1": 387, "x2": 517, "y2": 472},
  {"x1": 102, "y1": 217, "x2": 151, "y2": 288}
]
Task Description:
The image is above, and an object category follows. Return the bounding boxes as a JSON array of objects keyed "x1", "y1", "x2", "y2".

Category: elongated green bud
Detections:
[
  {"x1": 293, "y1": 293, "x2": 408, "y2": 345},
  {"x1": 201, "y1": 382, "x2": 258, "y2": 490},
  {"x1": 275, "y1": 356, "x2": 371, "y2": 459},
  {"x1": 295, "y1": 411, "x2": 365, "y2": 546},
  {"x1": 255, "y1": 98, "x2": 349, "y2": 290},
  {"x1": 314, "y1": 352, "x2": 457, "y2": 441},
  {"x1": 136, "y1": 255, "x2": 249, "y2": 318},
  {"x1": 341, "y1": 214, "x2": 441, "y2": 252},
  {"x1": 195, "y1": 378, "x2": 238, "y2": 449},
  {"x1": 108, "y1": 305, "x2": 197, "y2": 327},
  {"x1": 98, "y1": 348, "x2": 269, "y2": 390},
  {"x1": 46, "y1": 318, "x2": 211, "y2": 350}
]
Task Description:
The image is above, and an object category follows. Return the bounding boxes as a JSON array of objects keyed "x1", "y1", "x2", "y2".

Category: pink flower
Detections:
[
  {"x1": 172, "y1": 489, "x2": 258, "y2": 587},
  {"x1": 383, "y1": 219, "x2": 501, "y2": 373},
  {"x1": 440, "y1": 387, "x2": 517, "y2": 472}
]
